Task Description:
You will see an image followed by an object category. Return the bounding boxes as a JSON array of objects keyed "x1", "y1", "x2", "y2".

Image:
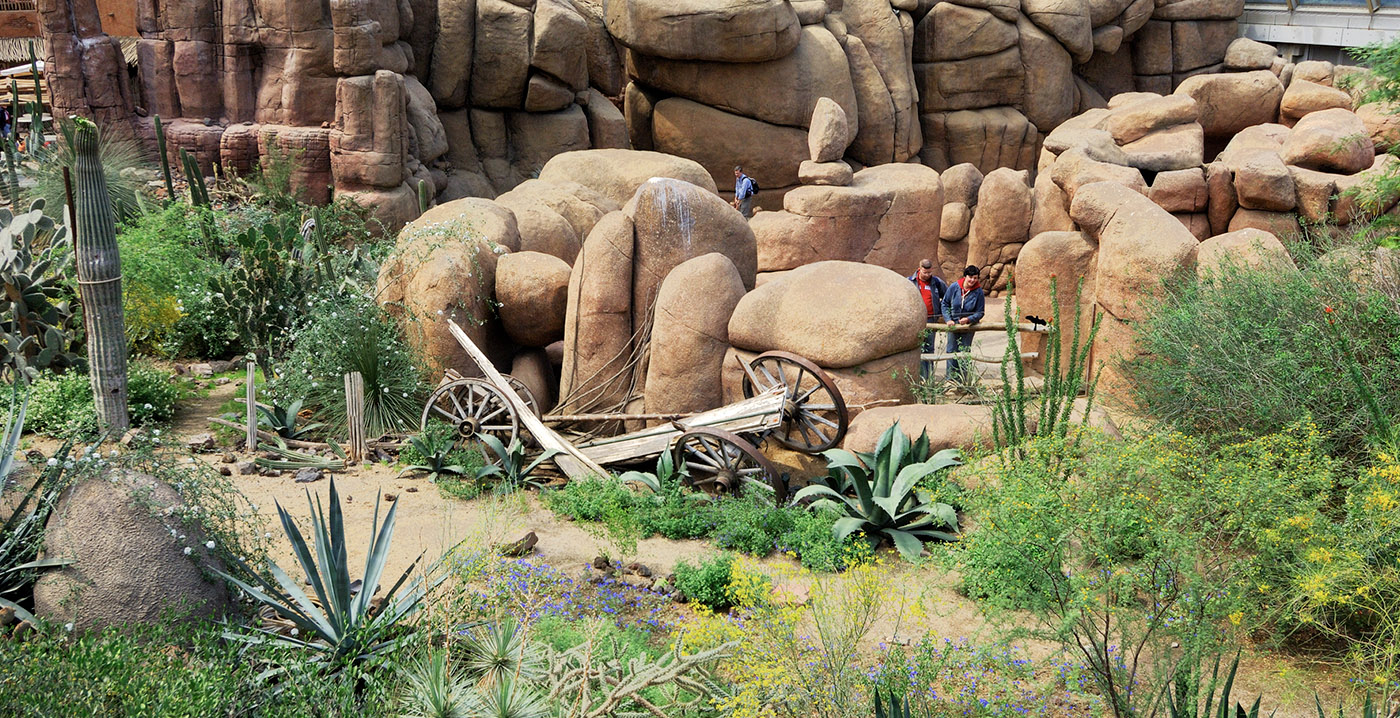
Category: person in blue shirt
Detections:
[
  {"x1": 732, "y1": 165, "x2": 757, "y2": 219},
  {"x1": 941, "y1": 265, "x2": 986, "y2": 384},
  {"x1": 908, "y1": 259, "x2": 947, "y2": 379}
]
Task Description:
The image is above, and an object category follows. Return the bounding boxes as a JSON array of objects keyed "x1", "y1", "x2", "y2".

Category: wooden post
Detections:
[
  {"x1": 344, "y1": 372, "x2": 366, "y2": 463},
  {"x1": 245, "y1": 355, "x2": 257, "y2": 452}
]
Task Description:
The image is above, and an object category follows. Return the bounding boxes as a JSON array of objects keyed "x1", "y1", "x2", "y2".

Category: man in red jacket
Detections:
[{"x1": 908, "y1": 259, "x2": 947, "y2": 379}]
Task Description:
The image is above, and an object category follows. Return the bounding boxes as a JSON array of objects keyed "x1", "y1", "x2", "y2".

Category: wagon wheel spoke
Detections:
[
  {"x1": 477, "y1": 405, "x2": 508, "y2": 424},
  {"x1": 746, "y1": 352, "x2": 849, "y2": 454}
]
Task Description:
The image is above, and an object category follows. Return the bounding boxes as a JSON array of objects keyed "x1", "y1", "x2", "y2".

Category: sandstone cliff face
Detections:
[{"x1": 43, "y1": 0, "x2": 1256, "y2": 231}]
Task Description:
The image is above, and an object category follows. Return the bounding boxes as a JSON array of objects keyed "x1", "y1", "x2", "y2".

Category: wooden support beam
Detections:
[
  {"x1": 922, "y1": 351, "x2": 1039, "y2": 364},
  {"x1": 926, "y1": 322, "x2": 1052, "y2": 333}
]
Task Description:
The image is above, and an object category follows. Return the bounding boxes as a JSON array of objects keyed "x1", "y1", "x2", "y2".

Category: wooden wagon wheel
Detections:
[
  {"x1": 502, "y1": 374, "x2": 541, "y2": 418},
  {"x1": 671, "y1": 427, "x2": 787, "y2": 504},
  {"x1": 740, "y1": 351, "x2": 849, "y2": 453},
  {"x1": 420, "y1": 378, "x2": 520, "y2": 447}
]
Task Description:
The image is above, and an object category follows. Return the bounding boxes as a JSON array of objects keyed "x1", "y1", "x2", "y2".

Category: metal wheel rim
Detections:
[
  {"x1": 740, "y1": 351, "x2": 849, "y2": 453},
  {"x1": 671, "y1": 427, "x2": 786, "y2": 505},
  {"x1": 419, "y1": 378, "x2": 520, "y2": 447}
]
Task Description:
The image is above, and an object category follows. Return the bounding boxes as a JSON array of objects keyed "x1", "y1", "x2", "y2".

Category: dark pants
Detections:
[
  {"x1": 739, "y1": 196, "x2": 753, "y2": 218},
  {"x1": 946, "y1": 330, "x2": 973, "y2": 383}
]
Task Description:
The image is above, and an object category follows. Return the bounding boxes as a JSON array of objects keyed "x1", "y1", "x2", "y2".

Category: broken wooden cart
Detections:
[{"x1": 425, "y1": 324, "x2": 850, "y2": 505}]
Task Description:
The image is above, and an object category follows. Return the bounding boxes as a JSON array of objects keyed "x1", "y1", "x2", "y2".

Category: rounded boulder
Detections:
[
  {"x1": 537, "y1": 149, "x2": 718, "y2": 206},
  {"x1": 34, "y1": 471, "x2": 232, "y2": 633},
  {"x1": 496, "y1": 251, "x2": 572, "y2": 347},
  {"x1": 644, "y1": 253, "x2": 747, "y2": 415},
  {"x1": 727, "y1": 260, "x2": 924, "y2": 369}
]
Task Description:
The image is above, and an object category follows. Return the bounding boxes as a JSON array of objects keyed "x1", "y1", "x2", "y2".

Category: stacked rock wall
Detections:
[
  {"x1": 1020, "y1": 38, "x2": 1400, "y2": 402},
  {"x1": 42, "y1": 0, "x2": 1268, "y2": 231}
]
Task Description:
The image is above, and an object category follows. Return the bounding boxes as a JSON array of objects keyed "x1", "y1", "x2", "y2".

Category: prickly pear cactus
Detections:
[
  {"x1": 0, "y1": 198, "x2": 85, "y2": 381},
  {"x1": 207, "y1": 215, "x2": 307, "y2": 374}
]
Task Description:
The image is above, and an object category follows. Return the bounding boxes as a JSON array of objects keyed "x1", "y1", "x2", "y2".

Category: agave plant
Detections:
[
  {"x1": 216, "y1": 478, "x2": 443, "y2": 663},
  {"x1": 474, "y1": 434, "x2": 558, "y2": 489},
  {"x1": 794, "y1": 421, "x2": 962, "y2": 561},
  {"x1": 400, "y1": 430, "x2": 473, "y2": 482},
  {"x1": 0, "y1": 388, "x2": 73, "y2": 622},
  {"x1": 257, "y1": 398, "x2": 324, "y2": 440},
  {"x1": 618, "y1": 450, "x2": 688, "y2": 495},
  {"x1": 874, "y1": 689, "x2": 917, "y2": 718}
]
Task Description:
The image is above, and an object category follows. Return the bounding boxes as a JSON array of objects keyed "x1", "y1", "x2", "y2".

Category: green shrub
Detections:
[
  {"x1": 0, "y1": 619, "x2": 399, "y2": 717},
  {"x1": 543, "y1": 478, "x2": 851, "y2": 571},
  {"x1": 673, "y1": 553, "x2": 737, "y2": 612},
  {"x1": 1129, "y1": 258, "x2": 1400, "y2": 456},
  {"x1": 117, "y1": 205, "x2": 234, "y2": 358},
  {"x1": 273, "y1": 292, "x2": 428, "y2": 438},
  {"x1": 28, "y1": 363, "x2": 186, "y2": 436}
]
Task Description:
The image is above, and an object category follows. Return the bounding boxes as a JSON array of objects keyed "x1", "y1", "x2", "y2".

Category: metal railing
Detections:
[{"x1": 0, "y1": 2, "x2": 36, "y2": 12}]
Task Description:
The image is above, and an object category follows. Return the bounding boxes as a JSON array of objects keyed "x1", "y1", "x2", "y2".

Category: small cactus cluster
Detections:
[{"x1": 0, "y1": 199, "x2": 84, "y2": 381}]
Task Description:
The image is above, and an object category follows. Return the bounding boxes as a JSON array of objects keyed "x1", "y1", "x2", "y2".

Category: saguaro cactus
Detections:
[{"x1": 71, "y1": 118, "x2": 129, "y2": 431}]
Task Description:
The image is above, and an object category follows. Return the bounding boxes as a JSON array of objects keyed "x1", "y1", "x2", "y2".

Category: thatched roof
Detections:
[{"x1": 0, "y1": 37, "x2": 140, "y2": 67}]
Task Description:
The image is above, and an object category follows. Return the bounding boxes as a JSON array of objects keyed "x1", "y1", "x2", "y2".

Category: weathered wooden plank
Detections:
[{"x1": 576, "y1": 387, "x2": 784, "y2": 465}]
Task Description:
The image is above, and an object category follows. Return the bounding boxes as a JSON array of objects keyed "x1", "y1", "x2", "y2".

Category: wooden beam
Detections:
[
  {"x1": 926, "y1": 322, "x2": 1052, "y2": 333},
  {"x1": 922, "y1": 351, "x2": 1039, "y2": 364},
  {"x1": 447, "y1": 319, "x2": 608, "y2": 480}
]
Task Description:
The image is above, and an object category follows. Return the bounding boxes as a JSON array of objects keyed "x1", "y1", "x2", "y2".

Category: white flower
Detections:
[
  {"x1": 178, "y1": 534, "x2": 186, "y2": 540},
  {"x1": 183, "y1": 547, "x2": 192, "y2": 555},
  {"x1": 205, "y1": 540, "x2": 215, "y2": 549},
  {"x1": 45, "y1": 458, "x2": 57, "y2": 466},
  {"x1": 290, "y1": 628, "x2": 299, "y2": 636},
  {"x1": 64, "y1": 623, "x2": 73, "y2": 632},
  {"x1": 109, "y1": 449, "x2": 118, "y2": 457},
  {"x1": 142, "y1": 403, "x2": 152, "y2": 410},
  {"x1": 264, "y1": 532, "x2": 272, "y2": 539},
  {"x1": 152, "y1": 429, "x2": 160, "y2": 436}
]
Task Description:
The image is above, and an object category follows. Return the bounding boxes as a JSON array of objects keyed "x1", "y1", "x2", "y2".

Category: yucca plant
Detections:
[
  {"x1": 24, "y1": 118, "x2": 150, "y2": 223},
  {"x1": 216, "y1": 478, "x2": 443, "y2": 664},
  {"x1": 454, "y1": 618, "x2": 545, "y2": 688},
  {"x1": 397, "y1": 648, "x2": 476, "y2": 718},
  {"x1": 794, "y1": 422, "x2": 962, "y2": 561},
  {"x1": 257, "y1": 398, "x2": 324, "y2": 440},
  {"x1": 618, "y1": 450, "x2": 688, "y2": 495}
]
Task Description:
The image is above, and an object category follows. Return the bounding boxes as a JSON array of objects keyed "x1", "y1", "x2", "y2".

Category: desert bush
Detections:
[
  {"x1": 544, "y1": 478, "x2": 850, "y2": 572},
  {"x1": 673, "y1": 553, "x2": 739, "y2": 612},
  {"x1": 272, "y1": 291, "x2": 428, "y2": 438},
  {"x1": 26, "y1": 362, "x2": 186, "y2": 436},
  {"x1": 1129, "y1": 257, "x2": 1400, "y2": 456},
  {"x1": 955, "y1": 429, "x2": 1327, "y2": 718},
  {"x1": 117, "y1": 205, "x2": 234, "y2": 358}
]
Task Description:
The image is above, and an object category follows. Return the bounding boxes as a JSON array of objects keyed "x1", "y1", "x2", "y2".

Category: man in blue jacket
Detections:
[
  {"x1": 941, "y1": 265, "x2": 986, "y2": 383},
  {"x1": 908, "y1": 259, "x2": 947, "y2": 379},
  {"x1": 732, "y1": 165, "x2": 757, "y2": 218}
]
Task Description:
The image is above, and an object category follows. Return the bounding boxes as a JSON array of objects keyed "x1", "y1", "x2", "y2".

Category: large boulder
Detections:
[
  {"x1": 727, "y1": 260, "x2": 924, "y2": 369},
  {"x1": 967, "y1": 167, "x2": 1031, "y2": 289},
  {"x1": 537, "y1": 149, "x2": 717, "y2": 206},
  {"x1": 559, "y1": 212, "x2": 635, "y2": 412},
  {"x1": 751, "y1": 163, "x2": 943, "y2": 273},
  {"x1": 1196, "y1": 228, "x2": 1295, "y2": 281},
  {"x1": 1281, "y1": 108, "x2": 1376, "y2": 175},
  {"x1": 842, "y1": 404, "x2": 998, "y2": 454},
  {"x1": 604, "y1": 0, "x2": 802, "y2": 63},
  {"x1": 1279, "y1": 79, "x2": 1353, "y2": 125},
  {"x1": 1356, "y1": 102, "x2": 1400, "y2": 153},
  {"x1": 1228, "y1": 150, "x2": 1296, "y2": 212},
  {"x1": 651, "y1": 97, "x2": 809, "y2": 190},
  {"x1": 492, "y1": 179, "x2": 619, "y2": 263},
  {"x1": 643, "y1": 253, "x2": 747, "y2": 415},
  {"x1": 626, "y1": 26, "x2": 858, "y2": 138},
  {"x1": 1015, "y1": 230, "x2": 1098, "y2": 373},
  {"x1": 496, "y1": 251, "x2": 572, "y2": 347},
  {"x1": 627, "y1": 178, "x2": 758, "y2": 307},
  {"x1": 1174, "y1": 70, "x2": 1284, "y2": 139},
  {"x1": 378, "y1": 198, "x2": 521, "y2": 375},
  {"x1": 34, "y1": 472, "x2": 232, "y2": 633}
]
